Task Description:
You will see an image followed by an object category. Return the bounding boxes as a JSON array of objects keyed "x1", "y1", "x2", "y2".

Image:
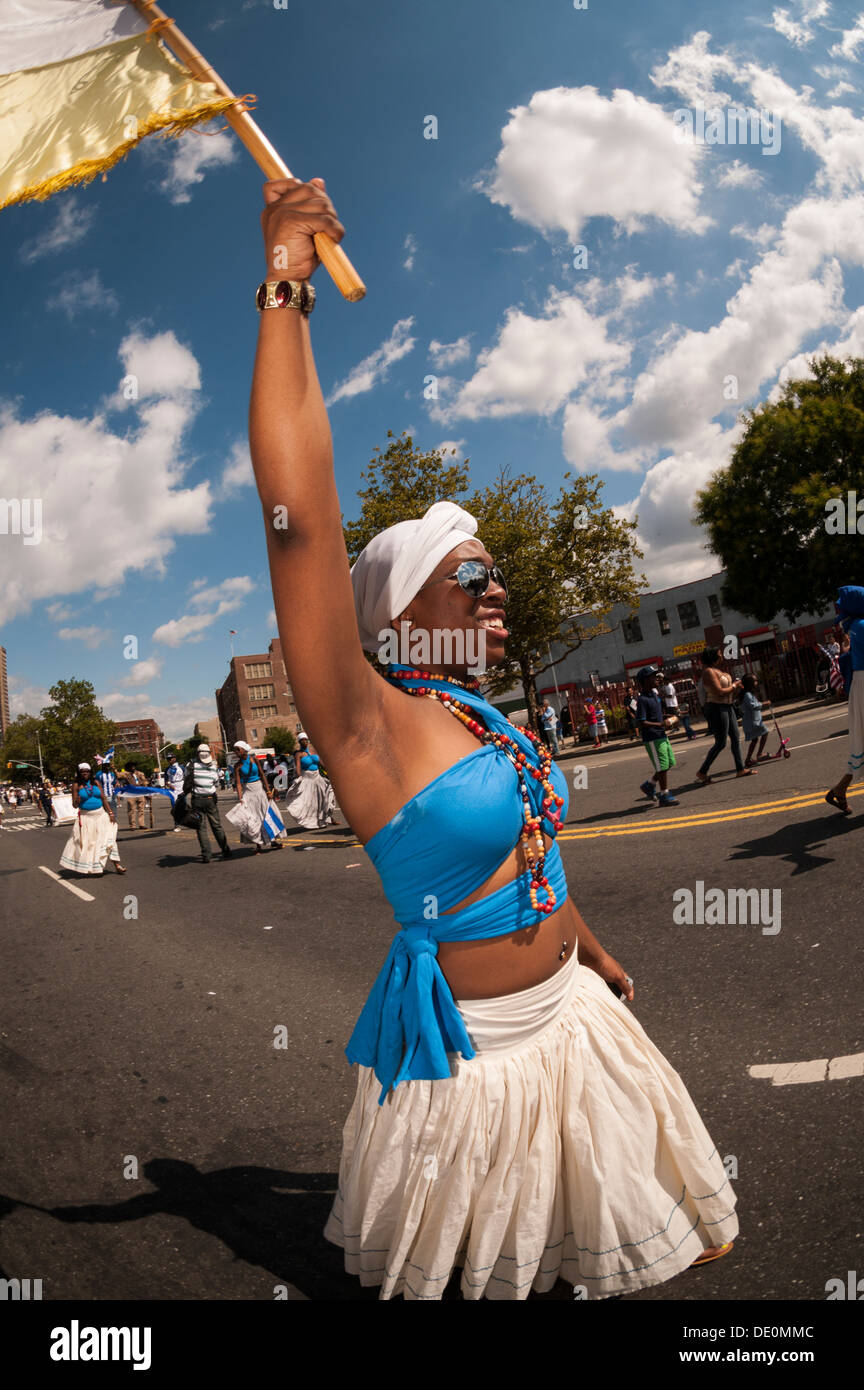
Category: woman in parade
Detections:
[
  {"x1": 695, "y1": 647, "x2": 755, "y2": 784},
  {"x1": 59, "y1": 763, "x2": 126, "y2": 877},
  {"x1": 227, "y1": 740, "x2": 282, "y2": 852},
  {"x1": 282, "y1": 732, "x2": 341, "y2": 829},
  {"x1": 248, "y1": 176, "x2": 737, "y2": 1299},
  {"x1": 825, "y1": 584, "x2": 864, "y2": 814}
]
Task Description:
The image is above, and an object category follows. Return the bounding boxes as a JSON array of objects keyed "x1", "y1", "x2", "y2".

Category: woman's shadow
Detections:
[{"x1": 2, "y1": 1160, "x2": 381, "y2": 1300}]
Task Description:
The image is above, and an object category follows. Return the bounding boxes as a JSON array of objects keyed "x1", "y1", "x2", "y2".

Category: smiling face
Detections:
[{"x1": 396, "y1": 539, "x2": 508, "y2": 674}]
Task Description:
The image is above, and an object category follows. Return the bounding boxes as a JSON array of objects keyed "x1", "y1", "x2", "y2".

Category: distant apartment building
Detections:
[
  {"x1": 215, "y1": 638, "x2": 299, "y2": 747},
  {"x1": 0, "y1": 646, "x2": 9, "y2": 743},
  {"x1": 113, "y1": 717, "x2": 165, "y2": 758},
  {"x1": 194, "y1": 717, "x2": 224, "y2": 758}
]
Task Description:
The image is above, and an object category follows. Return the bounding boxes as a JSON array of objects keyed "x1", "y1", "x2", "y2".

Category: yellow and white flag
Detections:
[{"x1": 0, "y1": 0, "x2": 242, "y2": 211}]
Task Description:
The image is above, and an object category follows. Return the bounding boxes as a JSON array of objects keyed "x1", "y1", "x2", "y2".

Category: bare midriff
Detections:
[{"x1": 435, "y1": 834, "x2": 578, "y2": 1000}]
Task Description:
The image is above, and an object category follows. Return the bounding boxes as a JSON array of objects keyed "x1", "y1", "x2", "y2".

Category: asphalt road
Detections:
[{"x1": 0, "y1": 699, "x2": 861, "y2": 1302}]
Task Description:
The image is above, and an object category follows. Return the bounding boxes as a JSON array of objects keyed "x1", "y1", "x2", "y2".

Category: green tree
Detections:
[
  {"x1": 265, "y1": 726, "x2": 297, "y2": 757},
  {"x1": 37, "y1": 680, "x2": 115, "y2": 778},
  {"x1": 1, "y1": 714, "x2": 44, "y2": 781},
  {"x1": 344, "y1": 431, "x2": 470, "y2": 561},
  {"x1": 695, "y1": 355, "x2": 864, "y2": 621},
  {"x1": 344, "y1": 435, "x2": 645, "y2": 728},
  {"x1": 469, "y1": 472, "x2": 644, "y2": 724}
]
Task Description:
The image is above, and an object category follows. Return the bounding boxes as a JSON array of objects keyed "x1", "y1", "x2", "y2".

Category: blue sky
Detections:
[{"x1": 2, "y1": 0, "x2": 863, "y2": 736}]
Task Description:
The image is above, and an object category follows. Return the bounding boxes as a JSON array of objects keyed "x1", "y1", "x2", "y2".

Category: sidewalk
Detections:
[{"x1": 551, "y1": 693, "x2": 844, "y2": 764}]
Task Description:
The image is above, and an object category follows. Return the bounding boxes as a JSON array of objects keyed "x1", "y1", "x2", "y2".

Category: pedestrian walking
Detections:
[
  {"x1": 594, "y1": 703, "x2": 608, "y2": 745},
  {"x1": 247, "y1": 172, "x2": 736, "y2": 1300},
  {"x1": 282, "y1": 733, "x2": 340, "y2": 828},
  {"x1": 164, "y1": 754, "x2": 185, "y2": 832},
  {"x1": 185, "y1": 744, "x2": 231, "y2": 863},
  {"x1": 39, "y1": 782, "x2": 54, "y2": 825},
  {"x1": 624, "y1": 686, "x2": 639, "y2": 741},
  {"x1": 826, "y1": 585, "x2": 864, "y2": 814},
  {"x1": 540, "y1": 699, "x2": 560, "y2": 755},
  {"x1": 661, "y1": 674, "x2": 694, "y2": 739},
  {"x1": 583, "y1": 697, "x2": 600, "y2": 748},
  {"x1": 695, "y1": 649, "x2": 755, "y2": 785},
  {"x1": 95, "y1": 757, "x2": 119, "y2": 817},
  {"x1": 740, "y1": 675, "x2": 772, "y2": 765},
  {"x1": 59, "y1": 763, "x2": 126, "y2": 876},
  {"x1": 559, "y1": 703, "x2": 573, "y2": 743},
  {"x1": 123, "y1": 765, "x2": 154, "y2": 829},
  {"x1": 226, "y1": 740, "x2": 282, "y2": 852},
  {"x1": 635, "y1": 667, "x2": 679, "y2": 807}
]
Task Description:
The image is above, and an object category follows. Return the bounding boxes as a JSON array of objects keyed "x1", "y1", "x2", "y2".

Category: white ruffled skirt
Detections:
[
  {"x1": 59, "y1": 808, "x2": 120, "y2": 875},
  {"x1": 226, "y1": 782, "x2": 271, "y2": 845},
  {"x1": 283, "y1": 770, "x2": 338, "y2": 829},
  {"x1": 324, "y1": 951, "x2": 738, "y2": 1300}
]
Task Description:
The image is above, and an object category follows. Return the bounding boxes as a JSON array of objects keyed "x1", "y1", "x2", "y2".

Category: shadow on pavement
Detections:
[{"x1": 728, "y1": 808, "x2": 861, "y2": 875}]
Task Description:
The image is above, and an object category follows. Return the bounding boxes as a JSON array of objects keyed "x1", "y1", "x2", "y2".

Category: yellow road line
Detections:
[{"x1": 560, "y1": 786, "x2": 864, "y2": 838}]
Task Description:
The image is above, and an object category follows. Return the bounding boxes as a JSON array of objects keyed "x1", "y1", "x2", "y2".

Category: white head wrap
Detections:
[
  {"x1": 233, "y1": 740, "x2": 251, "y2": 752},
  {"x1": 350, "y1": 501, "x2": 480, "y2": 653}
]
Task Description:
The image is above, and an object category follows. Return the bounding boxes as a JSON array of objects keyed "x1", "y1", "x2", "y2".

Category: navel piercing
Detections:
[{"x1": 559, "y1": 941, "x2": 568, "y2": 960}]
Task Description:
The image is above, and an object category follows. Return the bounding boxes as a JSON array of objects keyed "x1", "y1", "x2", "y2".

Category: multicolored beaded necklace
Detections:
[{"x1": 386, "y1": 666, "x2": 566, "y2": 916}]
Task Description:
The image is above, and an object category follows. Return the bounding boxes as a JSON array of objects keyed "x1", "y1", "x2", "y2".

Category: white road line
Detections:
[
  {"x1": 749, "y1": 1052, "x2": 864, "y2": 1085},
  {"x1": 38, "y1": 866, "x2": 95, "y2": 902}
]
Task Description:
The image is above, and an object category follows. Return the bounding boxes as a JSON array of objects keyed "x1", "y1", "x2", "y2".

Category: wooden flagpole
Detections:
[{"x1": 128, "y1": 0, "x2": 365, "y2": 301}]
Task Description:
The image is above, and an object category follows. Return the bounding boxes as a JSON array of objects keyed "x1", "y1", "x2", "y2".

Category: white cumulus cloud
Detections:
[
  {"x1": 480, "y1": 86, "x2": 712, "y2": 240},
  {"x1": 0, "y1": 330, "x2": 212, "y2": 624},
  {"x1": 155, "y1": 129, "x2": 239, "y2": 205}
]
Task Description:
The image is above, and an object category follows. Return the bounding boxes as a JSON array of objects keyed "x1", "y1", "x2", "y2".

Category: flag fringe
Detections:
[{"x1": 0, "y1": 94, "x2": 243, "y2": 211}]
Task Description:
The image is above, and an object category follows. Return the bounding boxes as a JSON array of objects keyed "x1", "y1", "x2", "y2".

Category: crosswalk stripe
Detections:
[{"x1": 38, "y1": 866, "x2": 95, "y2": 902}]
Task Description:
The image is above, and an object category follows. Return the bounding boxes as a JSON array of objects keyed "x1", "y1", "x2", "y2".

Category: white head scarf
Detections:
[{"x1": 350, "y1": 501, "x2": 480, "y2": 653}]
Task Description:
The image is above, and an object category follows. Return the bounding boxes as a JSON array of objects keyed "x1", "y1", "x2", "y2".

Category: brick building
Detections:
[
  {"x1": 215, "y1": 638, "x2": 300, "y2": 748},
  {"x1": 113, "y1": 717, "x2": 165, "y2": 758}
]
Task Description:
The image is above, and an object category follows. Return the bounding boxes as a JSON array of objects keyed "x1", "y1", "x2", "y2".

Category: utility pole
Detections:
[{"x1": 36, "y1": 730, "x2": 44, "y2": 781}]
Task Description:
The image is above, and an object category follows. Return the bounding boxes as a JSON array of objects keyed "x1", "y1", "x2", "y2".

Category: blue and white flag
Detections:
[
  {"x1": 261, "y1": 801, "x2": 286, "y2": 842},
  {"x1": 116, "y1": 785, "x2": 177, "y2": 805}
]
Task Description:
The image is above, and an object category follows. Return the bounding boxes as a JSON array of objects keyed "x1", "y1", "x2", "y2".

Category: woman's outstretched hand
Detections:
[
  {"x1": 260, "y1": 177, "x2": 346, "y2": 282},
  {"x1": 588, "y1": 950, "x2": 635, "y2": 1002}
]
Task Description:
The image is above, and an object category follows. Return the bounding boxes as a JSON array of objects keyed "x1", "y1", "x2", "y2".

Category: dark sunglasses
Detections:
[{"x1": 420, "y1": 559, "x2": 508, "y2": 600}]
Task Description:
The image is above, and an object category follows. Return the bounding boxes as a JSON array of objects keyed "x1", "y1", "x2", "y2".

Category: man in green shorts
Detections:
[{"x1": 635, "y1": 665, "x2": 679, "y2": 807}]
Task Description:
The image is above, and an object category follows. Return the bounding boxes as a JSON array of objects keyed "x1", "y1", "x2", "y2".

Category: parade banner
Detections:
[
  {"x1": 50, "y1": 793, "x2": 75, "y2": 824},
  {"x1": 0, "y1": 0, "x2": 240, "y2": 211},
  {"x1": 0, "y1": 0, "x2": 365, "y2": 299}
]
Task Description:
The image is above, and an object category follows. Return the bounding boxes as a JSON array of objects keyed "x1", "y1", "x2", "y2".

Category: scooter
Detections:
[{"x1": 768, "y1": 707, "x2": 791, "y2": 759}]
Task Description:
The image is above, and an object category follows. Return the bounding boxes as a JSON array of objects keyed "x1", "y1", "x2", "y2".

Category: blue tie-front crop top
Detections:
[{"x1": 346, "y1": 675, "x2": 570, "y2": 1103}]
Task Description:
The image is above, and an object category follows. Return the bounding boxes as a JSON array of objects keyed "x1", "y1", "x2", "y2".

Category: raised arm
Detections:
[{"x1": 249, "y1": 178, "x2": 382, "y2": 763}]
